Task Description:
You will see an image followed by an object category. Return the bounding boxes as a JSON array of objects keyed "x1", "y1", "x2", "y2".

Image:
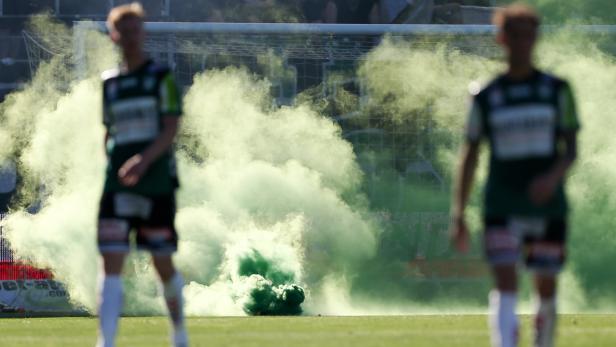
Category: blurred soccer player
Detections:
[
  {"x1": 451, "y1": 4, "x2": 579, "y2": 347},
  {"x1": 96, "y1": 3, "x2": 187, "y2": 347}
]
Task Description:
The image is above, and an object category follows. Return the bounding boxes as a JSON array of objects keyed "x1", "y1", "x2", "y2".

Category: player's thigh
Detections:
[
  {"x1": 484, "y1": 217, "x2": 521, "y2": 265},
  {"x1": 483, "y1": 217, "x2": 521, "y2": 291},
  {"x1": 136, "y1": 194, "x2": 178, "y2": 256},
  {"x1": 524, "y1": 218, "x2": 567, "y2": 278},
  {"x1": 98, "y1": 192, "x2": 132, "y2": 260}
]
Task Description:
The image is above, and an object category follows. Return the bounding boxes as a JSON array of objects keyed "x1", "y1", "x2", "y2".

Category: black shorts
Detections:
[
  {"x1": 98, "y1": 191, "x2": 178, "y2": 255},
  {"x1": 484, "y1": 216, "x2": 566, "y2": 274}
]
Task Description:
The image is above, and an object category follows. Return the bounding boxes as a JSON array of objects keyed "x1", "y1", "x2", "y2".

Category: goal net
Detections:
[
  {"x1": 72, "y1": 22, "x2": 500, "y2": 276},
  {"x1": 72, "y1": 22, "x2": 498, "y2": 192},
  {"x1": 26, "y1": 22, "x2": 616, "y2": 204},
  {"x1": 22, "y1": 22, "x2": 611, "y2": 282}
]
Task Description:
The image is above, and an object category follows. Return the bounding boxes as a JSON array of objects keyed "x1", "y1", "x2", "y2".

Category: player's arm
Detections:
[
  {"x1": 451, "y1": 96, "x2": 484, "y2": 253},
  {"x1": 528, "y1": 134, "x2": 577, "y2": 205},
  {"x1": 529, "y1": 83, "x2": 580, "y2": 205},
  {"x1": 104, "y1": 131, "x2": 109, "y2": 157},
  {"x1": 451, "y1": 141, "x2": 479, "y2": 253},
  {"x1": 119, "y1": 72, "x2": 182, "y2": 187},
  {"x1": 118, "y1": 116, "x2": 179, "y2": 186},
  {"x1": 103, "y1": 88, "x2": 111, "y2": 158},
  {"x1": 140, "y1": 117, "x2": 179, "y2": 169}
]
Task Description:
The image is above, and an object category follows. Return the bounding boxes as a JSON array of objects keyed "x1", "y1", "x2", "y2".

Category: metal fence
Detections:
[
  {"x1": 0, "y1": 212, "x2": 13, "y2": 264},
  {"x1": 0, "y1": 213, "x2": 53, "y2": 280},
  {"x1": 0, "y1": 34, "x2": 29, "y2": 100}
]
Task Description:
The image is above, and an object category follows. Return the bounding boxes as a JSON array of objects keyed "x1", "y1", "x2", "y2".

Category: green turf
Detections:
[{"x1": 0, "y1": 315, "x2": 615, "y2": 346}]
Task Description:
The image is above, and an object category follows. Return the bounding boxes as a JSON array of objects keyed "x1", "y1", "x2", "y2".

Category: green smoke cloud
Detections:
[
  {"x1": 175, "y1": 67, "x2": 379, "y2": 315},
  {"x1": 2, "y1": 15, "x2": 616, "y2": 316},
  {"x1": 349, "y1": 29, "x2": 616, "y2": 310},
  {"x1": 539, "y1": 31, "x2": 616, "y2": 308},
  {"x1": 0, "y1": 19, "x2": 379, "y2": 315}
]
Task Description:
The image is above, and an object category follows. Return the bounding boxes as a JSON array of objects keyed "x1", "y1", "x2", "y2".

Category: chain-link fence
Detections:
[
  {"x1": 17, "y1": 23, "x2": 499, "y2": 285},
  {"x1": 70, "y1": 23, "x2": 500, "y2": 198},
  {"x1": 0, "y1": 213, "x2": 13, "y2": 264}
]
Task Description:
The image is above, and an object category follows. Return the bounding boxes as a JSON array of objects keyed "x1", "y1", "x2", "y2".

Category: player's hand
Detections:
[
  {"x1": 450, "y1": 216, "x2": 470, "y2": 254},
  {"x1": 529, "y1": 173, "x2": 558, "y2": 206},
  {"x1": 118, "y1": 154, "x2": 149, "y2": 187}
]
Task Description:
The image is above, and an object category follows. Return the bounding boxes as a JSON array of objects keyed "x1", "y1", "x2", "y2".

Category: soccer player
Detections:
[
  {"x1": 451, "y1": 4, "x2": 579, "y2": 347},
  {"x1": 96, "y1": 3, "x2": 187, "y2": 347}
]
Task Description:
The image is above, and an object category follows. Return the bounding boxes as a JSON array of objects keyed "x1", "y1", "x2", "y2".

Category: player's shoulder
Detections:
[
  {"x1": 467, "y1": 76, "x2": 502, "y2": 99},
  {"x1": 145, "y1": 61, "x2": 172, "y2": 78},
  {"x1": 535, "y1": 69, "x2": 570, "y2": 90},
  {"x1": 101, "y1": 68, "x2": 121, "y2": 82}
]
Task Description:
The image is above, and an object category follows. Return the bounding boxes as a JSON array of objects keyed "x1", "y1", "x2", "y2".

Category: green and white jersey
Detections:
[
  {"x1": 466, "y1": 69, "x2": 580, "y2": 218},
  {"x1": 102, "y1": 60, "x2": 182, "y2": 196}
]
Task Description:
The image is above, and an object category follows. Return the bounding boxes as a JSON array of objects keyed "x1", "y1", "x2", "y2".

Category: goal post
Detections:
[{"x1": 74, "y1": 21, "x2": 616, "y2": 35}]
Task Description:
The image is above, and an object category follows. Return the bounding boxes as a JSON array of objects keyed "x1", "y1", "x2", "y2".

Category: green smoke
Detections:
[
  {"x1": 3, "y1": 14, "x2": 616, "y2": 316},
  {"x1": 346, "y1": 29, "x2": 616, "y2": 311},
  {"x1": 540, "y1": 31, "x2": 616, "y2": 308},
  {"x1": 0, "y1": 19, "x2": 378, "y2": 315},
  {"x1": 239, "y1": 249, "x2": 305, "y2": 315},
  {"x1": 175, "y1": 67, "x2": 378, "y2": 315}
]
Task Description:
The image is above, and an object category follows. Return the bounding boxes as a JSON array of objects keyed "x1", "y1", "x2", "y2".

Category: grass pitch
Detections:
[{"x1": 1, "y1": 315, "x2": 615, "y2": 346}]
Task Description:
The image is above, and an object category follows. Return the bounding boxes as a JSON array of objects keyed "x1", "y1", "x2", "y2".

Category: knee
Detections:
[
  {"x1": 495, "y1": 278, "x2": 517, "y2": 292},
  {"x1": 102, "y1": 253, "x2": 125, "y2": 275},
  {"x1": 153, "y1": 257, "x2": 176, "y2": 282},
  {"x1": 536, "y1": 276, "x2": 557, "y2": 299},
  {"x1": 492, "y1": 265, "x2": 518, "y2": 292}
]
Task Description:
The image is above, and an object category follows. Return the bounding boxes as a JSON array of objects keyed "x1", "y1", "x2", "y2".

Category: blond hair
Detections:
[
  {"x1": 493, "y1": 3, "x2": 540, "y2": 33},
  {"x1": 107, "y1": 2, "x2": 145, "y2": 32}
]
